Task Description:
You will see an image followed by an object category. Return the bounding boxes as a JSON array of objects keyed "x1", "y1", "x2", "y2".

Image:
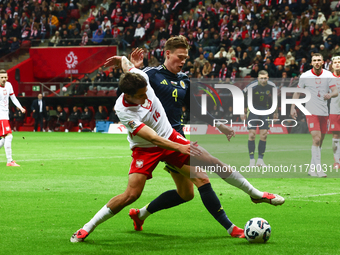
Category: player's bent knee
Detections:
[
  {"x1": 178, "y1": 191, "x2": 194, "y2": 201},
  {"x1": 191, "y1": 177, "x2": 210, "y2": 188}
]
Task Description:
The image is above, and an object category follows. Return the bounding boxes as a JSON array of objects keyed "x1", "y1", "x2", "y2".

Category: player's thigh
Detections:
[
  {"x1": 124, "y1": 173, "x2": 148, "y2": 198},
  {"x1": 170, "y1": 171, "x2": 194, "y2": 201}
]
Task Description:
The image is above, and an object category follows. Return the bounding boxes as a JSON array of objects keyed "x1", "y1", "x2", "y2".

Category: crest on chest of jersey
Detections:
[
  {"x1": 180, "y1": 80, "x2": 185, "y2": 89},
  {"x1": 141, "y1": 99, "x2": 152, "y2": 110}
]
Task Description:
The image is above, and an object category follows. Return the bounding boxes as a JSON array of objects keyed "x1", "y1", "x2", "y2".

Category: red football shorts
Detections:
[
  {"x1": 306, "y1": 115, "x2": 328, "y2": 134},
  {"x1": 129, "y1": 129, "x2": 190, "y2": 179},
  {"x1": 0, "y1": 120, "x2": 12, "y2": 136},
  {"x1": 329, "y1": 114, "x2": 340, "y2": 132}
]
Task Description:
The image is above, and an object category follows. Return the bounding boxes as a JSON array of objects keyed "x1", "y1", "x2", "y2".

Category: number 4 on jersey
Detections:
[{"x1": 172, "y1": 88, "x2": 178, "y2": 102}]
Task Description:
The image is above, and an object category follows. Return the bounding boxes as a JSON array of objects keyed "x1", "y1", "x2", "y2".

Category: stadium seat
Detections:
[
  {"x1": 63, "y1": 107, "x2": 69, "y2": 115},
  {"x1": 107, "y1": 90, "x2": 117, "y2": 97},
  {"x1": 70, "y1": 9, "x2": 80, "y2": 20},
  {"x1": 335, "y1": 27, "x2": 340, "y2": 36},
  {"x1": 88, "y1": 106, "x2": 95, "y2": 117},
  {"x1": 144, "y1": 13, "x2": 152, "y2": 20},
  {"x1": 77, "y1": 107, "x2": 83, "y2": 113},
  {"x1": 155, "y1": 19, "x2": 165, "y2": 30},
  {"x1": 86, "y1": 90, "x2": 97, "y2": 96},
  {"x1": 102, "y1": 106, "x2": 108, "y2": 114},
  {"x1": 97, "y1": 90, "x2": 108, "y2": 96}
]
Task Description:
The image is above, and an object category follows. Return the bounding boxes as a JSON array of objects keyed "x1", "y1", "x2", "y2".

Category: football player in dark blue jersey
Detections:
[
  {"x1": 242, "y1": 70, "x2": 277, "y2": 168},
  {"x1": 105, "y1": 36, "x2": 284, "y2": 235}
]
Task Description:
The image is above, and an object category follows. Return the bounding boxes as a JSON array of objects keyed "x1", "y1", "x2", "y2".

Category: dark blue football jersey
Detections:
[
  {"x1": 143, "y1": 65, "x2": 190, "y2": 132},
  {"x1": 243, "y1": 80, "x2": 276, "y2": 110}
]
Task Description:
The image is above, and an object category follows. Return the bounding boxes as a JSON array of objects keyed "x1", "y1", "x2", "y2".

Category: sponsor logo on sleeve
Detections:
[{"x1": 128, "y1": 121, "x2": 137, "y2": 129}]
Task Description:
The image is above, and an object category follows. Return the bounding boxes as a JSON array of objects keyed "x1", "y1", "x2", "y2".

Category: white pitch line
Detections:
[
  {"x1": 0, "y1": 155, "x2": 131, "y2": 163},
  {"x1": 211, "y1": 147, "x2": 332, "y2": 154},
  {"x1": 289, "y1": 193, "x2": 340, "y2": 198},
  {"x1": 288, "y1": 199, "x2": 338, "y2": 203}
]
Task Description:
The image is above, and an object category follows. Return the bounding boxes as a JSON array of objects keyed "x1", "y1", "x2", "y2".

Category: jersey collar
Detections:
[
  {"x1": 161, "y1": 64, "x2": 178, "y2": 78},
  {"x1": 122, "y1": 95, "x2": 138, "y2": 107},
  {"x1": 311, "y1": 68, "x2": 323, "y2": 76}
]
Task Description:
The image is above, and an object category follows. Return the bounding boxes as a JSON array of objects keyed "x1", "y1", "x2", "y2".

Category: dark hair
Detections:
[
  {"x1": 312, "y1": 53, "x2": 323, "y2": 59},
  {"x1": 119, "y1": 72, "x2": 147, "y2": 96}
]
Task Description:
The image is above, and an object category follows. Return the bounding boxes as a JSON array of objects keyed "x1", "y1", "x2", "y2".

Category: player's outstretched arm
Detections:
[
  {"x1": 290, "y1": 92, "x2": 300, "y2": 119},
  {"x1": 104, "y1": 56, "x2": 135, "y2": 73},
  {"x1": 104, "y1": 56, "x2": 122, "y2": 69},
  {"x1": 136, "y1": 125, "x2": 202, "y2": 157},
  {"x1": 9, "y1": 94, "x2": 25, "y2": 113}
]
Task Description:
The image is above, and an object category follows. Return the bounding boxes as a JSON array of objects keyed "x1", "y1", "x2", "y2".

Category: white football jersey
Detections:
[
  {"x1": 115, "y1": 68, "x2": 173, "y2": 149},
  {"x1": 0, "y1": 82, "x2": 14, "y2": 120},
  {"x1": 330, "y1": 73, "x2": 340, "y2": 114},
  {"x1": 297, "y1": 69, "x2": 336, "y2": 116}
]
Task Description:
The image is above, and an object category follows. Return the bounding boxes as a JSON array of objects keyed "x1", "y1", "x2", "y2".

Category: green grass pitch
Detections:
[{"x1": 0, "y1": 132, "x2": 339, "y2": 255}]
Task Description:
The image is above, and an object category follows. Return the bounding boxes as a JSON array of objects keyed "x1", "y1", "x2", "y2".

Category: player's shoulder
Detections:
[
  {"x1": 246, "y1": 80, "x2": 259, "y2": 88},
  {"x1": 177, "y1": 71, "x2": 189, "y2": 81},
  {"x1": 267, "y1": 80, "x2": 276, "y2": 87},
  {"x1": 143, "y1": 65, "x2": 163, "y2": 76},
  {"x1": 322, "y1": 69, "x2": 333, "y2": 77},
  {"x1": 300, "y1": 70, "x2": 312, "y2": 78},
  {"x1": 5, "y1": 81, "x2": 12, "y2": 87}
]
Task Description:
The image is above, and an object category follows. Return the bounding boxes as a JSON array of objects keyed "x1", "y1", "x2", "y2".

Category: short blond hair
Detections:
[{"x1": 164, "y1": 35, "x2": 189, "y2": 52}]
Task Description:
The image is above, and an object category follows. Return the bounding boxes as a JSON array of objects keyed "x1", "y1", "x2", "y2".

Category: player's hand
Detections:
[
  {"x1": 21, "y1": 107, "x2": 26, "y2": 113},
  {"x1": 130, "y1": 48, "x2": 144, "y2": 69},
  {"x1": 32, "y1": 109, "x2": 35, "y2": 112},
  {"x1": 323, "y1": 93, "x2": 331, "y2": 100},
  {"x1": 217, "y1": 124, "x2": 235, "y2": 142},
  {"x1": 180, "y1": 142, "x2": 202, "y2": 157},
  {"x1": 104, "y1": 56, "x2": 122, "y2": 68},
  {"x1": 290, "y1": 108, "x2": 297, "y2": 120}
]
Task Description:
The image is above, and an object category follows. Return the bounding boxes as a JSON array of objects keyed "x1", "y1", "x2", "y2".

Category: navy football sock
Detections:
[
  {"x1": 147, "y1": 190, "x2": 186, "y2": 214},
  {"x1": 198, "y1": 183, "x2": 233, "y2": 230},
  {"x1": 248, "y1": 140, "x2": 255, "y2": 159},
  {"x1": 258, "y1": 140, "x2": 266, "y2": 159}
]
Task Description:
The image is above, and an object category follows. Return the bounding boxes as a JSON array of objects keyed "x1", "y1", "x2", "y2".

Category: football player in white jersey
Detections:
[
  {"x1": 0, "y1": 70, "x2": 25, "y2": 166},
  {"x1": 70, "y1": 56, "x2": 284, "y2": 243},
  {"x1": 291, "y1": 53, "x2": 338, "y2": 177},
  {"x1": 329, "y1": 56, "x2": 340, "y2": 170}
]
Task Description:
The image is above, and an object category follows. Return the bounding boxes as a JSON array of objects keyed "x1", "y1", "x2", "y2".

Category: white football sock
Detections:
[
  {"x1": 0, "y1": 138, "x2": 5, "y2": 149},
  {"x1": 83, "y1": 205, "x2": 114, "y2": 234},
  {"x1": 5, "y1": 134, "x2": 13, "y2": 163},
  {"x1": 311, "y1": 145, "x2": 321, "y2": 171},
  {"x1": 223, "y1": 171, "x2": 263, "y2": 199},
  {"x1": 332, "y1": 138, "x2": 340, "y2": 163},
  {"x1": 139, "y1": 204, "x2": 151, "y2": 220}
]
